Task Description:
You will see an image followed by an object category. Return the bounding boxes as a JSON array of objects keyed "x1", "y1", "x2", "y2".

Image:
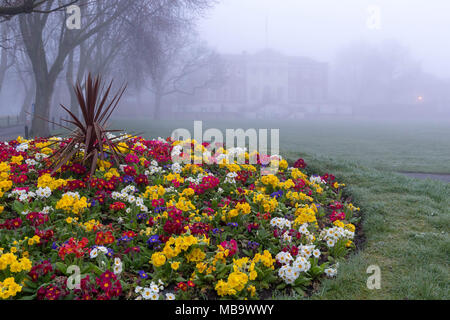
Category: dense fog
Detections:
[{"x1": 0, "y1": 0, "x2": 449, "y2": 136}]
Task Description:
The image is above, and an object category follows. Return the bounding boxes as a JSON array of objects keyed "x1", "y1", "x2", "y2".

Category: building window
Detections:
[
  {"x1": 277, "y1": 87, "x2": 284, "y2": 101},
  {"x1": 223, "y1": 88, "x2": 228, "y2": 100},
  {"x1": 263, "y1": 86, "x2": 271, "y2": 101},
  {"x1": 208, "y1": 89, "x2": 215, "y2": 101},
  {"x1": 251, "y1": 86, "x2": 259, "y2": 100}
]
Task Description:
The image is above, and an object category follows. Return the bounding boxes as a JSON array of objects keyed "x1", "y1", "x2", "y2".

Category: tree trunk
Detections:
[
  {"x1": 18, "y1": 0, "x2": 128, "y2": 136},
  {"x1": 31, "y1": 79, "x2": 54, "y2": 137},
  {"x1": 0, "y1": 27, "x2": 8, "y2": 96},
  {"x1": 66, "y1": 50, "x2": 79, "y2": 119},
  {"x1": 19, "y1": 80, "x2": 35, "y2": 122}
]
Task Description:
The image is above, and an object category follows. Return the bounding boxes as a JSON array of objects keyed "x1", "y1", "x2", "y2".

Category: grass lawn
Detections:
[
  {"x1": 109, "y1": 117, "x2": 450, "y2": 173},
  {"x1": 57, "y1": 117, "x2": 450, "y2": 299}
]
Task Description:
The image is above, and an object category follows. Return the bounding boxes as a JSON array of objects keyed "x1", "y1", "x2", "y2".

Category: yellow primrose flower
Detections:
[
  {"x1": 0, "y1": 277, "x2": 22, "y2": 299},
  {"x1": 150, "y1": 252, "x2": 166, "y2": 267},
  {"x1": 28, "y1": 236, "x2": 40, "y2": 246},
  {"x1": 55, "y1": 194, "x2": 88, "y2": 215},
  {"x1": 279, "y1": 159, "x2": 288, "y2": 170},
  {"x1": 247, "y1": 285, "x2": 256, "y2": 297}
]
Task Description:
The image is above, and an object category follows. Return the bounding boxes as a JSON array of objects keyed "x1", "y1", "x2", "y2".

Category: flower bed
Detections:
[{"x1": 0, "y1": 135, "x2": 360, "y2": 300}]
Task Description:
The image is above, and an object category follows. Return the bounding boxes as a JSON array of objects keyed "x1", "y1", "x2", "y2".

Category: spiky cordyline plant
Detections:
[{"x1": 48, "y1": 73, "x2": 129, "y2": 177}]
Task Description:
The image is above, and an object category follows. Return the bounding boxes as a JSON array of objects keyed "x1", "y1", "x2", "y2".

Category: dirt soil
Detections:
[{"x1": 400, "y1": 172, "x2": 450, "y2": 183}]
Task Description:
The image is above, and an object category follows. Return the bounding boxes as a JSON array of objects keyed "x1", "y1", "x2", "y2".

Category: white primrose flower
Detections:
[
  {"x1": 292, "y1": 256, "x2": 311, "y2": 272},
  {"x1": 309, "y1": 175, "x2": 324, "y2": 184},
  {"x1": 141, "y1": 288, "x2": 153, "y2": 300},
  {"x1": 113, "y1": 264, "x2": 123, "y2": 275},
  {"x1": 275, "y1": 251, "x2": 293, "y2": 265},
  {"x1": 111, "y1": 192, "x2": 121, "y2": 200},
  {"x1": 150, "y1": 283, "x2": 159, "y2": 293},
  {"x1": 171, "y1": 162, "x2": 182, "y2": 174},
  {"x1": 278, "y1": 265, "x2": 298, "y2": 284},
  {"x1": 327, "y1": 239, "x2": 336, "y2": 247},
  {"x1": 324, "y1": 268, "x2": 338, "y2": 277},
  {"x1": 171, "y1": 145, "x2": 183, "y2": 158},
  {"x1": 135, "y1": 286, "x2": 143, "y2": 294},
  {"x1": 16, "y1": 143, "x2": 29, "y2": 152},
  {"x1": 298, "y1": 223, "x2": 309, "y2": 234},
  {"x1": 36, "y1": 187, "x2": 52, "y2": 198},
  {"x1": 150, "y1": 293, "x2": 159, "y2": 300},
  {"x1": 282, "y1": 231, "x2": 292, "y2": 243},
  {"x1": 270, "y1": 217, "x2": 291, "y2": 230},
  {"x1": 165, "y1": 293, "x2": 175, "y2": 300},
  {"x1": 42, "y1": 206, "x2": 52, "y2": 214},
  {"x1": 299, "y1": 245, "x2": 315, "y2": 258},
  {"x1": 165, "y1": 187, "x2": 175, "y2": 193},
  {"x1": 227, "y1": 172, "x2": 237, "y2": 178},
  {"x1": 313, "y1": 249, "x2": 321, "y2": 258},
  {"x1": 98, "y1": 246, "x2": 108, "y2": 253}
]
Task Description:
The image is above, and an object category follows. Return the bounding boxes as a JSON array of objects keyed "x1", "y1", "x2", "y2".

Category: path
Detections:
[{"x1": 400, "y1": 172, "x2": 450, "y2": 183}]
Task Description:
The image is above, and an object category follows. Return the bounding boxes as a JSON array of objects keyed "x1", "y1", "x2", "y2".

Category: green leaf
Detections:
[
  {"x1": 24, "y1": 279, "x2": 37, "y2": 289},
  {"x1": 91, "y1": 265, "x2": 104, "y2": 276},
  {"x1": 204, "y1": 275, "x2": 214, "y2": 282},
  {"x1": 294, "y1": 287, "x2": 305, "y2": 296},
  {"x1": 276, "y1": 283, "x2": 286, "y2": 290}
]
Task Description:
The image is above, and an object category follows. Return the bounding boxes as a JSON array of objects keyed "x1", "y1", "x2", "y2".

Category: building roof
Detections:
[{"x1": 221, "y1": 48, "x2": 326, "y2": 66}]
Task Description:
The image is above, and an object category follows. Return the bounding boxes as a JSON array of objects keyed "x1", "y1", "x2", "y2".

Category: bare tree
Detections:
[
  {"x1": 18, "y1": 0, "x2": 129, "y2": 136},
  {"x1": 0, "y1": 20, "x2": 17, "y2": 95},
  {"x1": 124, "y1": 2, "x2": 222, "y2": 119},
  {"x1": 331, "y1": 40, "x2": 421, "y2": 111},
  {"x1": 146, "y1": 35, "x2": 224, "y2": 120},
  {"x1": 1, "y1": 0, "x2": 215, "y2": 135},
  {"x1": 13, "y1": 47, "x2": 35, "y2": 122},
  {"x1": 65, "y1": 0, "x2": 128, "y2": 119},
  {"x1": 0, "y1": 0, "x2": 78, "y2": 20}
]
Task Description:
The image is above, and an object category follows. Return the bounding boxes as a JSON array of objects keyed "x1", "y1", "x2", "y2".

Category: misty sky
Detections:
[{"x1": 198, "y1": 0, "x2": 450, "y2": 78}]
